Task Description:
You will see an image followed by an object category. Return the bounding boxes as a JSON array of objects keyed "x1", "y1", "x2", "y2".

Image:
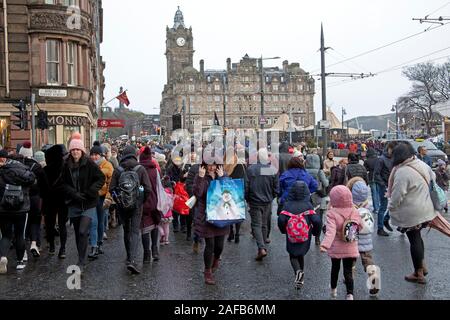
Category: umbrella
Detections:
[{"x1": 429, "y1": 213, "x2": 450, "y2": 237}]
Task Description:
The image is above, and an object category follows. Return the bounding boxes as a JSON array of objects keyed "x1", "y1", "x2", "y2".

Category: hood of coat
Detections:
[
  {"x1": 366, "y1": 148, "x2": 377, "y2": 158},
  {"x1": 330, "y1": 185, "x2": 354, "y2": 208},
  {"x1": 120, "y1": 156, "x2": 139, "y2": 170},
  {"x1": 286, "y1": 181, "x2": 311, "y2": 202},
  {"x1": 45, "y1": 145, "x2": 65, "y2": 167},
  {"x1": 305, "y1": 154, "x2": 321, "y2": 170}
]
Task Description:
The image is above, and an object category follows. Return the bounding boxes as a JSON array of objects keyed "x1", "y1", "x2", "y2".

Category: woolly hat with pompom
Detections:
[
  {"x1": 71, "y1": 132, "x2": 82, "y2": 140},
  {"x1": 19, "y1": 141, "x2": 33, "y2": 158},
  {"x1": 139, "y1": 146, "x2": 152, "y2": 161}
]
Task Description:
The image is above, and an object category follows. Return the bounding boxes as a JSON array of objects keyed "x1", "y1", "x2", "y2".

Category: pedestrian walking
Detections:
[
  {"x1": 0, "y1": 150, "x2": 36, "y2": 273},
  {"x1": 417, "y1": 146, "x2": 432, "y2": 167},
  {"x1": 159, "y1": 177, "x2": 174, "y2": 245},
  {"x1": 246, "y1": 149, "x2": 279, "y2": 261},
  {"x1": 278, "y1": 181, "x2": 322, "y2": 289},
  {"x1": 388, "y1": 143, "x2": 439, "y2": 284},
  {"x1": 364, "y1": 148, "x2": 380, "y2": 215},
  {"x1": 329, "y1": 158, "x2": 348, "y2": 190},
  {"x1": 323, "y1": 150, "x2": 338, "y2": 178},
  {"x1": 193, "y1": 162, "x2": 228, "y2": 285},
  {"x1": 61, "y1": 138, "x2": 105, "y2": 274},
  {"x1": 435, "y1": 159, "x2": 449, "y2": 212},
  {"x1": 88, "y1": 145, "x2": 113, "y2": 259},
  {"x1": 173, "y1": 175, "x2": 190, "y2": 240},
  {"x1": 347, "y1": 177, "x2": 379, "y2": 296},
  {"x1": 139, "y1": 146, "x2": 160, "y2": 264},
  {"x1": 110, "y1": 145, "x2": 151, "y2": 274},
  {"x1": 320, "y1": 185, "x2": 361, "y2": 301},
  {"x1": 346, "y1": 153, "x2": 368, "y2": 183}
]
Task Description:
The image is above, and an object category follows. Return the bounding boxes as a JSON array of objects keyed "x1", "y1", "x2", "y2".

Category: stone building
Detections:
[
  {"x1": 0, "y1": 0, "x2": 104, "y2": 150},
  {"x1": 160, "y1": 7, "x2": 315, "y2": 137}
]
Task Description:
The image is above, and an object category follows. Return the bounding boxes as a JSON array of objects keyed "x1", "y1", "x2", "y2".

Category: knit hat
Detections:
[
  {"x1": 140, "y1": 146, "x2": 152, "y2": 161},
  {"x1": 122, "y1": 145, "x2": 137, "y2": 157},
  {"x1": 329, "y1": 185, "x2": 354, "y2": 208},
  {"x1": 0, "y1": 149, "x2": 8, "y2": 158},
  {"x1": 71, "y1": 132, "x2": 82, "y2": 140},
  {"x1": 351, "y1": 181, "x2": 369, "y2": 206},
  {"x1": 258, "y1": 148, "x2": 269, "y2": 163},
  {"x1": 437, "y1": 159, "x2": 446, "y2": 167},
  {"x1": 68, "y1": 139, "x2": 85, "y2": 153},
  {"x1": 34, "y1": 151, "x2": 45, "y2": 163},
  {"x1": 90, "y1": 145, "x2": 104, "y2": 156},
  {"x1": 19, "y1": 141, "x2": 33, "y2": 159}
]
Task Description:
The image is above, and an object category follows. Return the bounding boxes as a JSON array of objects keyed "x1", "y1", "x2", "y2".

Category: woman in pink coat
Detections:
[{"x1": 320, "y1": 185, "x2": 361, "y2": 300}]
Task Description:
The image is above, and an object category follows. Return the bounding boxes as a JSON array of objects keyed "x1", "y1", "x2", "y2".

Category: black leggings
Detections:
[
  {"x1": 331, "y1": 258, "x2": 356, "y2": 295},
  {"x1": 289, "y1": 255, "x2": 305, "y2": 274},
  {"x1": 406, "y1": 229, "x2": 425, "y2": 270},
  {"x1": 229, "y1": 223, "x2": 242, "y2": 236},
  {"x1": 0, "y1": 214, "x2": 28, "y2": 261},
  {"x1": 142, "y1": 228, "x2": 159, "y2": 252},
  {"x1": 71, "y1": 216, "x2": 91, "y2": 266},
  {"x1": 44, "y1": 205, "x2": 68, "y2": 249},
  {"x1": 204, "y1": 236, "x2": 225, "y2": 269},
  {"x1": 26, "y1": 196, "x2": 42, "y2": 244}
]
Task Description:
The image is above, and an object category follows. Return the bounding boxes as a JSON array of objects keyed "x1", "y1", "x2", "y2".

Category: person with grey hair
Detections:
[{"x1": 245, "y1": 148, "x2": 279, "y2": 261}]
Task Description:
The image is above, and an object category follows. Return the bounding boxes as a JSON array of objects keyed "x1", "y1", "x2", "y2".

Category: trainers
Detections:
[
  {"x1": 31, "y1": 245, "x2": 40, "y2": 258},
  {"x1": 23, "y1": 251, "x2": 28, "y2": 262},
  {"x1": 377, "y1": 229, "x2": 389, "y2": 237},
  {"x1": 127, "y1": 262, "x2": 141, "y2": 275},
  {"x1": 294, "y1": 270, "x2": 305, "y2": 289},
  {"x1": 58, "y1": 248, "x2": 66, "y2": 260},
  {"x1": 16, "y1": 261, "x2": 26, "y2": 271},
  {"x1": 369, "y1": 288, "x2": 380, "y2": 296},
  {"x1": 0, "y1": 257, "x2": 7, "y2": 274},
  {"x1": 103, "y1": 232, "x2": 108, "y2": 241},
  {"x1": 193, "y1": 242, "x2": 200, "y2": 254},
  {"x1": 331, "y1": 288, "x2": 337, "y2": 298},
  {"x1": 346, "y1": 294, "x2": 354, "y2": 300},
  {"x1": 384, "y1": 220, "x2": 393, "y2": 232}
]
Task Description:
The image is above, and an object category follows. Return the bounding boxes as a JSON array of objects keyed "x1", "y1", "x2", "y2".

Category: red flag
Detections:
[{"x1": 116, "y1": 91, "x2": 130, "y2": 106}]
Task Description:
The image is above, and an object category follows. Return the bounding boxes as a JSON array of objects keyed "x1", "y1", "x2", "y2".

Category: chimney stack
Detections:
[
  {"x1": 200, "y1": 59, "x2": 205, "y2": 75},
  {"x1": 226, "y1": 58, "x2": 231, "y2": 72},
  {"x1": 283, "y1": 60, "x2": 289, "y2": 72}
]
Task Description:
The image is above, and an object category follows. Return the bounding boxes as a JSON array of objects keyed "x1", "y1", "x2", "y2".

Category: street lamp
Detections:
[
  {"x1": 391, "y1": 104, "x2": 399, "y2": 139},
  {"x1": 255, "y1": 56, "x2": 280, "y2": 130},
  {"x1": 342, "y1": 108, "x2": 347, "y2": 141}
]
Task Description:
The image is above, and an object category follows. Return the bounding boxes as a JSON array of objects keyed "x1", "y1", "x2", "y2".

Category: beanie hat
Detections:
[
  {"x1": 0, "y1": 149, "x2": 8, "y2": 158},
  {"x1": 122, "y1": 145, "x2": 137, "y2": 157},
  {"x1": 90, "y1": 145, "x2": 104, "y2": 156},
  {"x1": 329, "y1": 185, "x2": 354, "y2": 208},
  {"x1": 34, "y1": 151, "x2": 45, "y2": 163},
  {"x1": 140, "y1": 146, "x2": 152, "y2": 161},
  {"x1": 351, "y1": 181, "x2": 369, "y2": 206},
  {"x1": 68, "y1": 139, "x2": 85, "y2": 153},
  {"x1": 19, "y1": 141, "x2": 33, "y2": 159},
  {"x1": 71, "y1": 132, "x2": 82, "y2": 140},
  {"x1": 437, "y1": 159, "x2": 446, "y2": 167}
]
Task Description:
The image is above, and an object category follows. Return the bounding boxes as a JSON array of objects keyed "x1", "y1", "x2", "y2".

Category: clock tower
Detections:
[{"x1": 165, "y1": 7, "x2": 194, "y2": 84}]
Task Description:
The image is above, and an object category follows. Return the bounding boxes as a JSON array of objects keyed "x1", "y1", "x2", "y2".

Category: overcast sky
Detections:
[{"x1": 102, "y1": 0, "x2": 450, "y2": 121}]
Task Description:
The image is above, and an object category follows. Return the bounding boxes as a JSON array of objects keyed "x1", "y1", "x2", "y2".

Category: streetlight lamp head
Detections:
[{"x1": 391, "y1": 106, "x2": 396, "y2": 112}]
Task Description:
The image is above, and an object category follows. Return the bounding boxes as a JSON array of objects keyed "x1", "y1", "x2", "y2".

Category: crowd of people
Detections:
[{"x1": 1, "y1": 135, "x2": 449, "y2": 301}]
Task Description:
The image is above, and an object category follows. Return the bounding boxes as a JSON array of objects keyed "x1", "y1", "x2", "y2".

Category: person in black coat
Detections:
[
  {"x1": 43, "y1": 144, "x2": 69, "y2": 258},
  {"x1": 62, "y1": 139, "x2": 105, "y2": 271},
  {"x1": 278, "y1": 181, "x2": 322, "y2": 289},
  {"x1": 364, "y1": 148, "x2": 380, "y2": 215},
  {"x1": 346, "y1": 153, "x2": 368, "y2": 183}
]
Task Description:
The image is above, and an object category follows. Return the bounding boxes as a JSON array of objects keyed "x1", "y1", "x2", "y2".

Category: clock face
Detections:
[{"x1": 176, "y1": 37, "x2": 186, "y2": 47}]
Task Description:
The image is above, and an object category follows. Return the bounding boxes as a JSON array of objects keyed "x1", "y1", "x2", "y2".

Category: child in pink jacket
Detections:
[{"x1": 320, "y1": 185, "x2": 361, "y2": 300}]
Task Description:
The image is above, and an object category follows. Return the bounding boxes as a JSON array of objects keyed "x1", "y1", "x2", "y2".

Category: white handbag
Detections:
[
  {"x1": 185, "y1": 196, "x2": 197, "y2": 209},
  {"x1": 156, "y1": 171, "x2": 172, "y2": 215}
]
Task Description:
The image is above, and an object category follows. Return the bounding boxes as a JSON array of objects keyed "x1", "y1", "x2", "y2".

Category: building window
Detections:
[
  {"x1": 215, "y1": 84, "x2": 220, "y2": 91},
  {"x1": 214, "y1": 96, "x2": 221, "y2": 102},
  {"x1": 207, "y1": 96, "x2": 213, "y2": 102},
  {"x1": 61, "y1": 0, "x2": 77, "y2": 6},
  {"x1": 188, "y1": 85, "x2": 195, "y2": 92},
  {"x1": 280, "y1": 95, "x2": 286, "y2": 101},
  {"x1": 239, "y1": 117, "x2": 245, "y2": 125},
  {"x1": 67, "y1": 42, "x2": 77, "y2": 86},
  {"x1": 207, "y1": 105, "x2": 212, "y2": 112},
  {"x1": 273, "y1": 95, "x2": 279, "y2": 102},
  {"x1": 46, "y1": 40, "x2": 60, "y2": 85},
  {"x1": 297, "y1": 84, "x2": 304, "y2": 91},
  {"x1": 47, "y1": 126, "x2": 56, "y2": 145},
  {"x1": 45, "y1": 0, "x2": 56, "y2": 4},
  {"x1": 63, "y1": 126, "x2": 80, "y2": 145},
  {"x1": 273, "y1": 85, "x2": 278, "y2": 91}
]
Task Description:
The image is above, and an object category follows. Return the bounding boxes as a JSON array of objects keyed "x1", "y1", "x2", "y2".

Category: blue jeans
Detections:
[
  {"x1": 369, "y1": 182, "x2": 380, "y2": 214},
  {"x1": 89, "y1": 197, "x2": 105, "y2": 247},
  {"x1": 377, "y1": 184, "x2": 390, "y2": 231}
]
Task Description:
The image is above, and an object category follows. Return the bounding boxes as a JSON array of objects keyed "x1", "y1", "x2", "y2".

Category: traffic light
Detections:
[
  {"x1": 12, "y1": 100, "x2": 28, "y2": 130},
  {"x1": 37, "y1": 110, "x2": 49, "y2": 130}
]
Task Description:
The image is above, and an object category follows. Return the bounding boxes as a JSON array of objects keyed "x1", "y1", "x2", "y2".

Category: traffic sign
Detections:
[
  {"x1": 97, "y1": 119, "x2": 125, "y2": 128},
  {"x1": 319, "y1": 120, "x2": 331, "y2": 129},
  {"x1": 259, "y1": 116, "x2": 267, "y2": 125}
]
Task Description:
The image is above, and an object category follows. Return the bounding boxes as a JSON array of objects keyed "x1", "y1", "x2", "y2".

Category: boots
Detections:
[
  {"x1": 143, "y1": 250, "x2": 151, "y2": 264},
  {"x1": 204, "y1": 269, "x2": 216, "y2": 285},
  {"x1": 227, "y1": 229, "x2": 235, "y2": 242},
  {"x1": 423, "y1": 260, "x2": 428, "y2": 276},
  {"x1": 255, "y1": 249, "x2": 268, "y2": 261},
  {"x1": 152, "y1": 246, "x2": 160, "y2": 261},
  {"x1": 212, "y1": 257, "x2": 221, "y2": 273},
  {"x1": 405, "y1": 268, "x2": 426, "y2": 284}
]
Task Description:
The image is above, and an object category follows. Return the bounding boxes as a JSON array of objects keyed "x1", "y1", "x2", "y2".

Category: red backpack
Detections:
[{"x1": 280, "y1": 210, "x2": 316, "y2": 243}]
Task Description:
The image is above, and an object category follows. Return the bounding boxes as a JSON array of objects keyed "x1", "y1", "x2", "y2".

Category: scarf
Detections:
[{"x1": 387, "y1": 157, "x2": 415, "y2": 198}]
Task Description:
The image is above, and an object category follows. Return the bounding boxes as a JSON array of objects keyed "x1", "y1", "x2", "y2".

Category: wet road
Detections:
[{"x1": 1, "y1": 203, "x2": 450, "y2": 300}]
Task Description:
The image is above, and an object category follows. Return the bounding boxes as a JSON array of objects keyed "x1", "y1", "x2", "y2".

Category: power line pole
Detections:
[{"x1": 320, "y1": 23, "x2": 329, "y2": 157}]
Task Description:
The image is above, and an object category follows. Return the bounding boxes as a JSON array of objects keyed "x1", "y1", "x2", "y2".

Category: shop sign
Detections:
[
  {"x1": 48, "y1": 116, "x2": 88, "y2": 126},
  {"x1": 38, "y1": 89, "x2": 68, "y2": 98}
]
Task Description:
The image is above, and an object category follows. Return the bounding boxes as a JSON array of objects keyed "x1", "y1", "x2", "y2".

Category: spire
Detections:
[{"x1": 173, "y1": 6, "x2": 185, "y2": 29}]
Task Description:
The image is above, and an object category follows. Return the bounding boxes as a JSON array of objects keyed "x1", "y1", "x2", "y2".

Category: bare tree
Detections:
[{"x1": 397, "y1": 60, "x2": 449, "y2": 135}]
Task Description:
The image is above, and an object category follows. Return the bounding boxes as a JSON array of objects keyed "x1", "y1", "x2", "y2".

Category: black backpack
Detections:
[
  {"x1": 0, "y1": 160, "x2": 35, "y2": 212},
  {"x1": 116, "y1": 165, "x2": 143, "y2": 211}
]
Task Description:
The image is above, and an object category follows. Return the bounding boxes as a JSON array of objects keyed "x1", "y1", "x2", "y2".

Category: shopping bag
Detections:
[
  {"x1": 156, "y1": 171, "x2": 172, "y2": 215},
  {"x1": 206, "y1": 178, "x2": 246, "y2": 228},
  {"x1": 185, "y1": 196, "x2": 197, "y2": 209}
]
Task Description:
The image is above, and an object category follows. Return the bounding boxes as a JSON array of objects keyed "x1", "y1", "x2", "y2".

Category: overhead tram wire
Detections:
[
  {"x1": 325, "y1": 52, "x2": 450, "y2": 89},
  {"x1": 309, "y1": 22, "x2": 450, "y2": 74}
]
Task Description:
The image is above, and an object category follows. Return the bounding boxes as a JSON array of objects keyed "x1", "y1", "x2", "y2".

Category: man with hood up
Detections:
[{"x1": 110, "y1": 145, "x2": 151, "y2": 274}]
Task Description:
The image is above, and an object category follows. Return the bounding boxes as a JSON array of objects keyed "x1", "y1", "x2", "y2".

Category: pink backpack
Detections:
[{"x1": 280, "y1": 210, "x2": 316, "y2": 243}]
